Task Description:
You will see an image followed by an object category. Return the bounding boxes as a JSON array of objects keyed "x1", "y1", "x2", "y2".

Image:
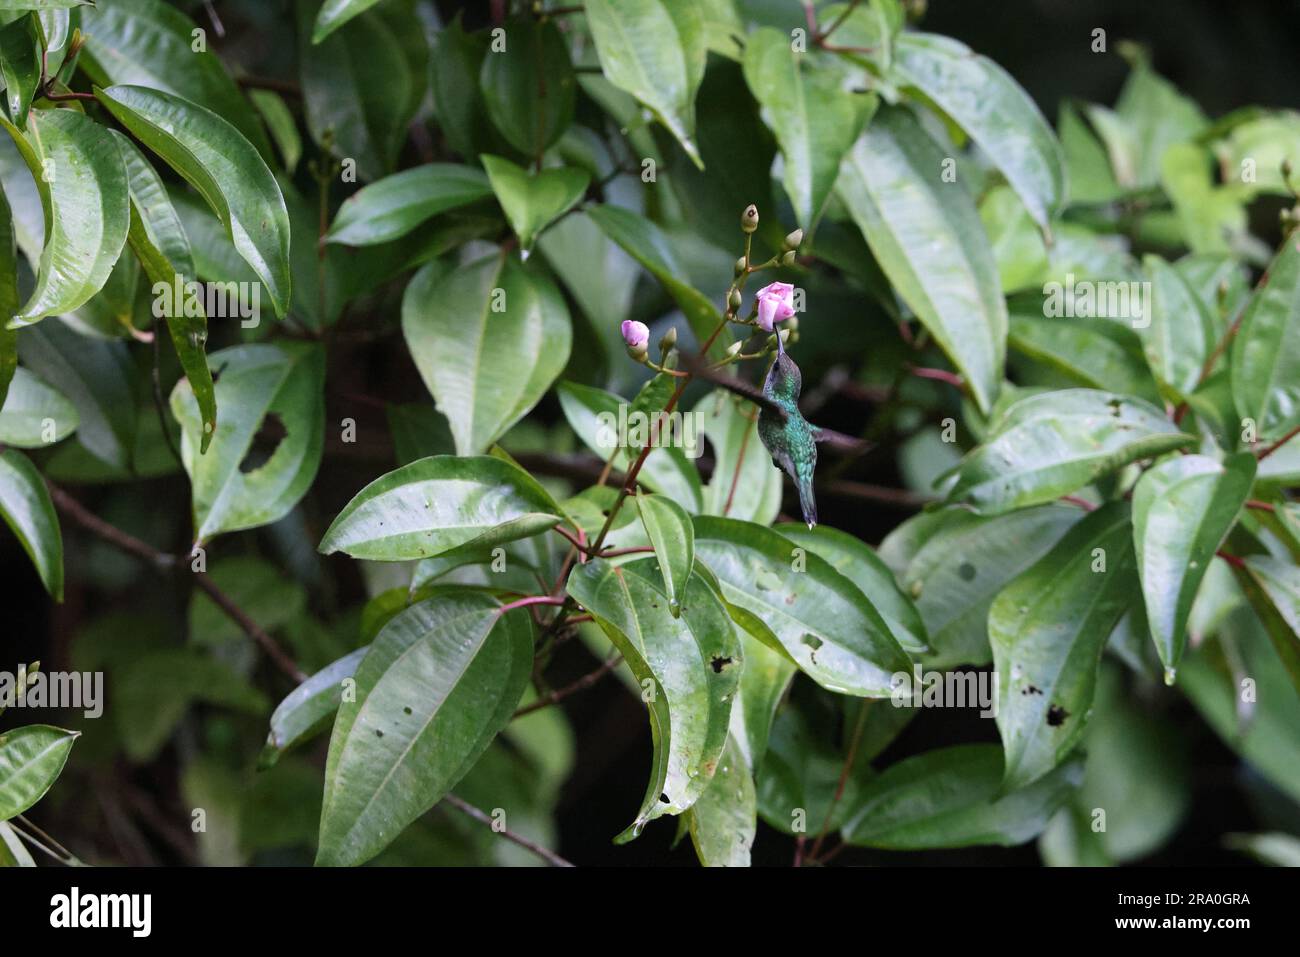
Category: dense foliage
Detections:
[{"x1": 1, "y1": 0, "x2": 1299, "y2": 868}]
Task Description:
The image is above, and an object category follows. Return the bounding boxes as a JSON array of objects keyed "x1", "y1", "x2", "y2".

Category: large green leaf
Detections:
[
  {"x1": 481, "y1": 155, "x2": 588, "y2": 254},
  {"x1": 583, "y1": 0, "x2": 706, "y2": 166},
  {"x1": 943, "y1": 390, "x2": 1194, "y2": 514},
  {"x1": 0, "y1": 366, "x2": 77, "y2": 446},
  {"x1": 317, "y1": 590, "x2": 533, "y2": 867},
  {"x1": 401, "y1": 254, "x2": 571, "y2": 455},
  {"x1": 260, "y1": 647, "x2": 367, "y2": 769},
  {"x1": 0, "y1": 109, "x2": 130, "y2": 327},
  {"x1": 879, "y1": 505, "x2": 1082, "y2": 668},
  {"x1": 170, "y1": 342, "x2": 325, "y2": 543},
  {"x1": 585, "y1": 205, "x2": 729, "y2": 357},
  {"x1": 1133, "y1": 453, "x2": 1255, "y2": 679},
  {"x1": 1007, "y1": 310, "x2": 1162, "y2": 405},
  {"x1": 636, "y1": 492, "x2": 694, "y2": 617},
  {"x1": 0, "y1": 448, "x2": 61, "y2": 600},
  {"x1": 325, "y1": 164, "x2": 491, "y2": 246},
  {"x1": 95, "y1": 84, "x2": 292, "y2": 318},
  {"x1": 841, "y1": 744, "x2": 1083, "y2": 848},
  {"x1": 693, "y1": 516, "x2": 912, "y2": 696},
  {"x1": 837, "y1": 106, "x2": 1006, "y2": 413},
  {"x1": 1235, "y1": 555, "x2": 1300, "y2": 695},
  {"x1": 312, "y1": 0, "x2": 385, "y2": 43},
  {"x1": 479, "y1": 17, "x2": 575, "y2": 158},
  {"x1": 685, "y1": 732, "x2": 754, "y2": 866},
  {"x1": 1140, "y1": 254, "x2": 1218, "y2": 399},
  {"x1": 567, "y1": 558, "x2": 740, "y2": 839},
  {"x1": 0, "y1": 724, "x2": 77, "y2": 820},
  {"x1": 991, "y1": 502, "x2": 1138, "y2": 790},
  {"x1": 742, "y1": 27, "x2": 869, "y2": 228},
  {"x1": 319, "y1": 454, "x2": 563, "y2": 562},
  {"x1": 0, "y1": 14, "x2": 39, "y2": 129},
  {"x1": 1231, "y1": 233, "x2": 1300, "y2": 442},
  {"x1": 892, "y1": 32, "x2": 1065, "y2": 228},
  {"x1": 697, "y1": 390, "x2": 782, "y2": 525}
]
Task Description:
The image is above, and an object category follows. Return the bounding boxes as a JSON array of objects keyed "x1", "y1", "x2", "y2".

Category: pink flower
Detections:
[
  {"x1": 621, "y1": 320, "x2": 650, "y2": 350},
  {"x1": 754, "y1": 282, "x2": 796, "y2": 331}
]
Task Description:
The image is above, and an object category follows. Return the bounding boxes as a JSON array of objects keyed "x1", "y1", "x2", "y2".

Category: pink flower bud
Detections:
[
  {"x1": 621, "y1": 320, "x2": 650, "y2": 350},
  {"x1": 754, "y1": 281, "x2": 796, "y2": 331}
]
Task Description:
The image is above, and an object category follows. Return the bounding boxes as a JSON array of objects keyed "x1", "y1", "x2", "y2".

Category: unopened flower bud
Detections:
[
  {"x1": 741, "y1": 204, "x2": 759, "y2": 234},
  {"x1": 621, "y1": 319, "x2": 650, "y2": 360},
  {"x1": 781, "y1": 249, "x2": 796, "y2": 266},
  {"x1": 783, "y1": 228, "x2": 804, "y2": 251},
  {"x1": 734, "y1": 256, "x2": 747, "y2": 277},
  {"x1": 659, "y1": 326, "x2": 677, "y2": 353},
  {"x1": 1284, "y1": 158, "x2": 1294, "y2": 179},
  {"x1": 728, "y1": 288, "x2": 742, "y2": 311},
  {"x1": 725, "y1": 340, "x2": 743, "y2": 358}
]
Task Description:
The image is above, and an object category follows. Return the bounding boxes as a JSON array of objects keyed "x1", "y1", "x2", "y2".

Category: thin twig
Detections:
[
  {"x1": 1257, "y1": 422, "x2": 1300, "y2": 462},
  {"x1": 514, "y1": 652, "x2": 623, "y2": 718},
  {"x1": 441, "y1": 794, "x2": 574, "y2": 867}
]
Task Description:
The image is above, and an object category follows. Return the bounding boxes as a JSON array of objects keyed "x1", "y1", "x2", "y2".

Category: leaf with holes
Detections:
[
  {"x1": 481, "y1": 155, "x2": 588, "y2": 254},
  {"x1": 170, "y1": 342, "x2": 325, "y2": 543},
  {"x1": 567, "y1": 558, "x2": 740, "y2": 840},
  {"x1": 402, "y1": 254, "x2": 571, "y2": 455},
  {"x1": 317, "y1": 590, "x2": 533, "y2": 867},
  {"x1": 318, "y1": 454, "x2": 563, "y2": 563},
  {"x1": 0, "y1": 449, "x2": 62, "y2": 601},
  {"x1": 0, "y1": 724, "x2": 77, "y2": 821},
  {"x1": 636, "y1": 492, "x2": 694, "y2": 618}
]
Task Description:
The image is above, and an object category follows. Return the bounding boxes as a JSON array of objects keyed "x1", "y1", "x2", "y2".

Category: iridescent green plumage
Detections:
[{"x1": 757, "y1": 340, "x2": 819, "y2": 527}]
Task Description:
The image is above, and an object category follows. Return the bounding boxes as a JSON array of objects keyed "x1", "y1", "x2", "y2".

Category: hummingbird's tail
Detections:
[{"x1": 796, "y1": 473, "x2": 817, "y2": 528}]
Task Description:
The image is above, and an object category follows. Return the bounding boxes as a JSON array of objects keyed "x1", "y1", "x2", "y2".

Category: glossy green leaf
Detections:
[
  {"x1": 1007, "y1": 310, "x2": 1162, "y2": 405},
  {"x1": 585, "y1": 205, "x2": 730, "y2": 358},
  {"x1": 1141, "y1": 254, "x2": 1218, "y2": 398},
  {"x1": 693, "y1": 516, "x2": 912, "y2": 696},
  {"x1": 1235, "y1": 555, "x2": 1300, "y2": 695},
  {"x1": 980, "y1": 186, "x2": 1048, "y2": 293},
  {"x1": 260, "y1": 646, "x2": 367, "y2": 769},
  {"x1": 893, "y1": 31, "x2": 1065, "y2": 228},
  {"x1": 742, "y1": 27, "x2": 869, "y2": 228},
  {"x1": 0, "y1": 14, "x2": 39, "y2": 129},
  {"x1": 777, "y1": 523, "x2": 928, "y2": 658},
  {"x1": 317, "y1": 590, "x2": 533, "y2": 867},
  {"x1": 697, "y1": 390, "x2": 782, "y2": 525},
  {"x1": 991, "y1": 502, "x2": 1138, "y2": 790},
  {"x1": 1231, "y1": 232, "x2": 1300, "y2": 442},
  {"x1": 1133, "y1": 453, "x2": 1255, "y2": 679},
  {"x1": 1, "y1": 109, "x2": 130, "y2": 327},
  {"x1": 0, "y1": 448, "x2": 62, "y2": 600},
  {"x1": 837, "y1": 106, "x2": 1006, "y2": 413},
  {"x1": 842, "y1": 744, "x2": 1083, "y2": 848},
  {"x1": 686, "y1": 733, "x2": 754, "y2": 866},
  {"x1": 312, "y1": 0, "x2": 384, "y2": 43},
  {"x1": 170, "y1": 343, "x2": 325, "y2": 543},
  {"x1": 481, "y1": 155, "x2": 588, "y2": 254},
  {"x1": 0, "y1": 819, "x2": 33, "y2": 866},
  {"x1": 636, "y1": 492, "x2": 694, "y2": 617},
  {"x1": 0, "y1": 172, "x2": 15, "y2": 411},
  {"x1": 1113, "y1": 52, "x2": 1208, "y2": 190},
  {"x1": 584, "y1": 0, "x2": 706, "y2": 166},
  {"x1": 880, "y1": 505, "x2": 1082, "y2": 668},
  {"x1": 429, "y1": 15, "x2": 501, "y2": 161},
  {"x1": 0, "y1": 724, "x2": 77, "y2": 821},
  {"x1": 79, "y1": 0, "x2": 273, "y2": 158},
  {"x1": 249, "y1": 89, "x2": 301, "y2": 175},
  {"x1": 0, "y1": 366, "x2": 77, "y2": 446},
  {"x1": 402, "y1": 254, "x2": 571, "y2": 455},
  {"x1": 943, "y1": 390, "x2": 1194, "y2": 515},
  {"x1": 96, "y1": 84, "x2": 292, "y2": 317},
  {"x1": 326, "y1": 164, "x2": 491, "y2": 246},
  {"x1": 479, "y1": 18, "x2": 575, "y2": 158},
  {"x1": 567, "y1": 558, "x2": 740, "y2": 838},
  {"x1": 319, "y1": 454, "x2": 563, "y2": 562}
]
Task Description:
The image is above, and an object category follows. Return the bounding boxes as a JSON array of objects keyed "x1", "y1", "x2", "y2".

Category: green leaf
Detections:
[
  {"x1": 312, "y1": 0, "x2": 384, "y2": 43},
  {"x1": 0, "y1": 2, "x2": 89, "y2": 9},
  {"x1": 837, "y1": 105, "x2": 1006, "y2": 413},
  {"x1": 893, "y1": 31, "x2": 1065, "y2": 229},
  {"x1": 776, "y1": 523, "x2": 928, "y2": 658},
  {"x1": 1113, "y1": 51, "x2": 1208, "y2": 189},
  {"x1": 1133, "y1": 453, "x2": 1255, "y2": 679},
  {"x1": 980, "y1": 185, "x2": 1048, "y2": 294},
  {"x1": 260, "y1": 647, "x2": 367, "y2": 769},
  {"x1": 0, "y1": 173, "x2": 16, "y2": 411},
  {"x1": 402, "y1": 254, "x2": 571, "y2": 455},
  {"x1": 685, "y1": 733, "x2": 754, "y2": 866},
  {"x1": 1234, "y1": 555, "x2": 1300, "y2": 695},
  {"x1": 298, "y1": 0, "x2": 419, "y2": 182},
  {"x1": 481, "y1": 155, "x2": 588, "y2": 254},
  {"x1": 479, "y1": 17, "x2": 575, "y2": 158},
  {"x1": 880, "y1": 505, "x2": 1083, "y2": 668},
  {"x1": 79, "y1": 0, "x2": 273, "y2": 158},
  {"x1": 317, "y1": 590, "x2": 533, "y2": 867},
  {"x1": 0, "y1": 108, "x2": 130, "y2": 327},
  {"x1": 1059, "y1": 100, "x2": 1120, "y2": 205},
  {"x1": 0, "y1": 820, "x2": 34, "y2": 866},
  {"x1": 567, "y1": 558, "x2": 740, "y2": 838},
  {"x1": 697, "y1": 390, "x2": 782, "y2": 525},
  {"x1": 325, "y1": 164, "x2": 491, "y2": 246},
  {"x1": 636, "y1": 492, "x2": 694, "y2": 617},
  {"x1": 429, "y1": 15, "x2": 501, "y2": 161},
  {"x1": 17, "y1": 318, "x2": 137, "y2": 470},
  {"x1": 1140, "y1": 254, "x2": 1218, "y2": 398},
  {"x1": 170, "y1": 342, "x2": 325, "y2": 543},
  {"x1": 0, "y1": 724, "x2": 77, "y2": 820},
  {"x1": 0, "y1": 366, "x2": 77, "y2": 446},
  {"x1": 113, "y1": 131, "x2": 216, "y2": 452},
  {"x1": 318, "y1": 454, "x2": 563, "y2": 562},
  {"x1": 583, "y1": 0, "x2": 706, "y2": 166},
  {"x1": 95, "y1": 84, "x2": 293, "y2": 318},
  {"x1": 693, "y1": 516, "x2": 912, "y2": 696},
  {"x1": 1007, "y1": 310, "x2": 1162, "y2": 405},
  {"x1": 0, "y1": 448, "x2": 61, "y2": 600},
  {"x1": 943, "y1": 389, "x2": 1194, "y2": 515},
  {"x1": 0, "y1": 14, "x2": 39, "y2": 129},
  {"x1": 585, "y1": 205, "x2": 730, "y2": 358},
  {"x1": 1231, "y1": 232, "x2": 1300, "y2": 442},
  {"x1": 991, "y1": 502, "x2": 1138, "y2": 790},
  {"x1": 249, "y1": 89, "x2": 301, "y2": 175},
  {"x1": 841, "y1": 744, "x2": 1083, "y2": 848},
  {"x1": 742, "y1": 27, "x2": 869, "y2": 228}
]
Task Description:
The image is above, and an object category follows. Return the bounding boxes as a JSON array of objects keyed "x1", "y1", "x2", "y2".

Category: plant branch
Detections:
[
  {"x1": 513, "y1": 652, "x2": 623, "y2": 718},
  {"x1": 1257, "y1": 422, "x2": 1300, "y2": 462},
  {"x1": 441, "y1": 794, "x2": 574, "y2": 867}
]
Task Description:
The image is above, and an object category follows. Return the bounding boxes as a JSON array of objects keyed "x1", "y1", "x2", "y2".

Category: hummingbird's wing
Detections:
[{"x1": 811, "y1": 425, "x2": 874, "y2": 457}]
